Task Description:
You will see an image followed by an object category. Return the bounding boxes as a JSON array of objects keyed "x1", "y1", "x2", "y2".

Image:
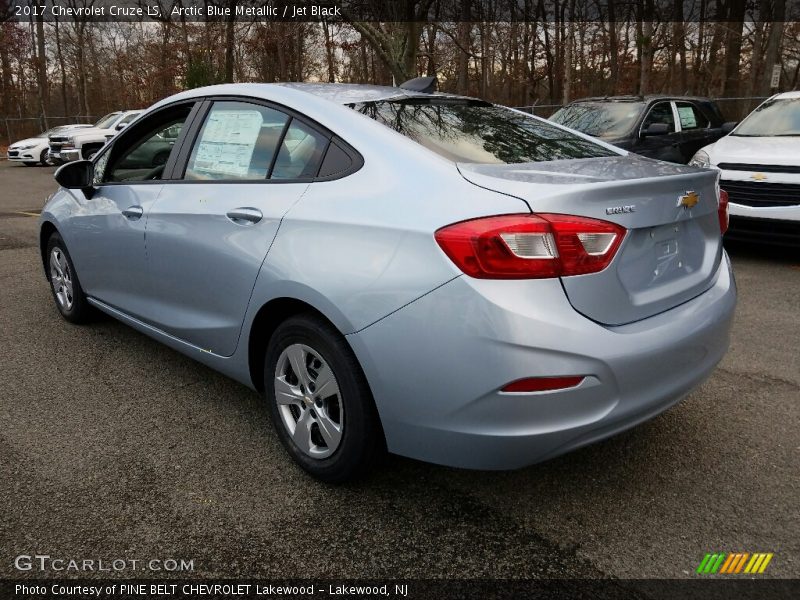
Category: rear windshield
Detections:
[
  {"x1": 352, "y1": 99, "x2": 616, "y2": 164},
  {"x1": 550, "y1": 102, "x2": 645, "y2": 138}
]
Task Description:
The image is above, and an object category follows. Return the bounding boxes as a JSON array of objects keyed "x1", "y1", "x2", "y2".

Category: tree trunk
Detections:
[
  {"x1": 761, "y1": 0, "x2": 786, "y2": 95},
  {"x1": 322, "y1": 20, "x2": 336, "y2": 82},
  {"x1": 722, "y1": 0, "x2": 746, "y2": 101},
  {"x1": 34, "y1": 1, "x2": 48, "y2": 129},
  {"x1": 607, "y1": 0, "x2": 618, "y2": 95},
  {"x1": 223, "y1": 1, "x2": 236, "y2": 83},
  {"x1": 638, "y1": 0, "x2": 654, "y2": 95},
  {"x1": 456, "y1": 0, "x2": 471, "y2": 94}
]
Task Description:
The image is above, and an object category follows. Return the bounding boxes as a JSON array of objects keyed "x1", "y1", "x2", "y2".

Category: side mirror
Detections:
[
  {"x1": 55, "y1": 160, "x2": 94, "y2": 193},
  {"x1": 721, "y1": 121, "x2": 738, "y2": 134},
  {"x1": 642, "y1": 123, "x2": 670, "y2": 137},
  {"x1": 116, "y1": 122, "x2": 128, "y2": 131}
]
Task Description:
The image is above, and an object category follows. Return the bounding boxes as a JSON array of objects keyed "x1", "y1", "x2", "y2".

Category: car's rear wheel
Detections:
[
  {"x1": 265, "y1": 314, "x2": 383, "y2": 483},
  {"x1": 45, "y1": 233, "x2": 93, "y2": 324}
]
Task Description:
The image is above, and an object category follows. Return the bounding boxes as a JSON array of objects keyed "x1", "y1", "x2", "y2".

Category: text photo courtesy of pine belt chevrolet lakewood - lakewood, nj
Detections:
[{"x1": 1, "y1": 2, "x2": 799, "y2": 600}]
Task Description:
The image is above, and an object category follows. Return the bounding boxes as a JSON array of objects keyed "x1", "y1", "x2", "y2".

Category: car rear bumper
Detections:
[{"x1": 348, "y1": 253, "x2": 736, "y2": 470}]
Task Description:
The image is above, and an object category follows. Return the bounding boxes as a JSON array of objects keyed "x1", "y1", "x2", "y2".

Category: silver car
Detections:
[{"x1": 39, "y1": 83, "x2": 736, "y2": 482}]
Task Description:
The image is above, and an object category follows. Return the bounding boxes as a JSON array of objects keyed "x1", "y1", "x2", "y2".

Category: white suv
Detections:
[
  {"x1": 49, "y1": 110, "x2": 142, "y2": 164},
  {"x1": 690, "y1": 91, "x2": 800, "y2": 245}
]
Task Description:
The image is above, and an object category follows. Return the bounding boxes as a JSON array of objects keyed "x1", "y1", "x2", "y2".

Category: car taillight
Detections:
[
  {"x1": 718, "y1": 189, "x2": 729, "y2": 235},
  {"x1": 434, "y1": 213, "x2": 626, "y2": 279}
]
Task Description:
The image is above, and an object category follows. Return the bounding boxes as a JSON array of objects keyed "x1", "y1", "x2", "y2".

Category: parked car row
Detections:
[
  {"x1": 5, "y1": 109, "x2": 143, "y2": 167},
  {"x1": 551, "y1": 92, "x2": 800, "y2": 245},
  {"x1": 7, "y1": 124, "x2": 93, "y2": 166}
]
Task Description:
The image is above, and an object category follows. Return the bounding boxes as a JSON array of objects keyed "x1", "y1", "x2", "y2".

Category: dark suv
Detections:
[{"x1": 550, "y1": 96, "x2": 732, "y2": 164}]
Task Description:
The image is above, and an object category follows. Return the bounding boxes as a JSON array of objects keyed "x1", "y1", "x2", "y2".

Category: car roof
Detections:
[
  {"x1": 156, "y1": 82, "x2": 472, "y2": 107},
  {"x1": 570, "y1": 95, "x2": 714, "y2": 104},
  {"x1": 773, "y1": 91, "x2": 800, "y2": 100}
]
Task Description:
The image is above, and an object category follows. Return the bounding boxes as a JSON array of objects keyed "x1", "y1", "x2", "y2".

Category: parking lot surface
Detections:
[{"x1": 1, "y1": 160, "x2": 798, "y2": 579}]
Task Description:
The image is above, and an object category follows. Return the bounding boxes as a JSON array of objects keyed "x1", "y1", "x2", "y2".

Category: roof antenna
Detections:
[{"x1": 399, "y1": 76, "x2": 438, "y2": 94}]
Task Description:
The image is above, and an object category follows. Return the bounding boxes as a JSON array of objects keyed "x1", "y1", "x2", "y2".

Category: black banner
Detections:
[
  {"x1": 3, "y1": 579, "x2": 800, "y2": 600},
  {"x1": 4, "y1": 0, "x2": 800, "y2": 23}
]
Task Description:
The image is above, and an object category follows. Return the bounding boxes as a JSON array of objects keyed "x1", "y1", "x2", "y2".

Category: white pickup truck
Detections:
[{"x1": 48, "y1": 110, "x2": 142, "y2": 164}]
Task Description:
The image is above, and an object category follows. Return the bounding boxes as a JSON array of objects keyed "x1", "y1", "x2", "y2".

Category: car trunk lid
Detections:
[{"x1": 458, "y1": 155, "x2": 723, "y2": 325}]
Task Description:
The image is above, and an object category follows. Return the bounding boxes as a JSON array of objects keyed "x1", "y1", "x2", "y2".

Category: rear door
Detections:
[
  {"x1": 143, "y1": 98, "x2": 329, "y2": 356},
  {"x1": 674, "y1": 101, "x2": 722, "y2": 162}
]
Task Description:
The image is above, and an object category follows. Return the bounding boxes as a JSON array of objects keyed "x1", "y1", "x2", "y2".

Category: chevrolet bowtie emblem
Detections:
[
  {"x1": 678, "y1": 191, "x2": 700, "y2": 209},
  {"x1": 751, "y1": 172, "x2": 768, "y2": 181}
]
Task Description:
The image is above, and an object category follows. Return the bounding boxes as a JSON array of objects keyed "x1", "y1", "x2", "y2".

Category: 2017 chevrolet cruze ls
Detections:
[{"x1": 39, "y1": 82, "x2": 736, "y2": 482}]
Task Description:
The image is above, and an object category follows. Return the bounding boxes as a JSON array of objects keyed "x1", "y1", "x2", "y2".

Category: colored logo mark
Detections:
[{"x1": 696, "y1": 552, "x2": 774, "y2": 574}]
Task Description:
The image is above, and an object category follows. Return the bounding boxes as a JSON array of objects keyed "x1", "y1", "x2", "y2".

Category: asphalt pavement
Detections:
[{"x1": 1, "y1": 160, "x2": 798, "y2": 581}]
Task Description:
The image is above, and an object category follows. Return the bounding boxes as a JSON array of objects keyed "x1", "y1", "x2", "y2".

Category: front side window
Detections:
[
  {"x1": 733, "y1": 97, "x2": 800, "y2": 137},
  {"x1": 642, "y1": 102, "x2": 676, "y2": 133},
  {"x1": 102, "y1": 106, "x2": 191, "y2": 182},
  {"x1": 354, "y1": 99, "x2": 616, "y2": 163},
  {"x1": 185, "y1": 101, "x2": 289, "y2": 181},
  {"x1": 550, "y1": 102, "x2": 645, "y2": 139},
  {"x1": 676, "y1": 103, "x2": 709, "y2": 130}
]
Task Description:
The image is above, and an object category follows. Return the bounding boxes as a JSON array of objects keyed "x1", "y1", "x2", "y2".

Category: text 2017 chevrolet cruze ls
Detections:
[{"x1": 39, "y1": 82, "x2": 736, "y2": 482}]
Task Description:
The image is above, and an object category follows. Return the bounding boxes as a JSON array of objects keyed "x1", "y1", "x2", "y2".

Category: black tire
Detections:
[
  {"x1": 39, "y1": 148, "x2": 49, "y2": 166},
  {"x1": 44, "y1": 232, "x2": 94, "y2": 324},
  {"x1": 264, "y1": 314, "x2": 384, "y2": 483}
]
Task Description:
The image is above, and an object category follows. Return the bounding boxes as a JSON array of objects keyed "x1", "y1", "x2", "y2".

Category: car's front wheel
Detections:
[
  {"x1": 265, "y1": 314, "x2": 383, "y2": 483},
  {"x1": 45, "y1": 232, "x2": 93, "y2": 323},
  {"x1": 39, "y1": 148, "x2": 49, "y2": 166}
]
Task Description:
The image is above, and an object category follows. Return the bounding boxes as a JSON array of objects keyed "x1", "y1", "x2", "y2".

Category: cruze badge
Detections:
[
  {"x1": 605, "y1": 205, "x2": 636, "y2": 215},
  {"x1": 678, "y1": 191, "x2": 700, "y2": 209}
]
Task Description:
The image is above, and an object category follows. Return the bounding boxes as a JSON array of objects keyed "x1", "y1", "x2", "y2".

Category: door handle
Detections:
[
  {"x1": 122, "y1": 205, "x2": 144, "y2": 220},
  {"x1": 226, "y1": 207, "x2": 262, "y2": 224}
]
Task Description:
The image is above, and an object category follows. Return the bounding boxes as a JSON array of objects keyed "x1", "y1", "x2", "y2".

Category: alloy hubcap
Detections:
[
  {"x1": 49, "y1": 247, "x2": 74, "y2": 310},
  {"x1": 274, "y1": 343, "x2": 343, "y2": 459}
]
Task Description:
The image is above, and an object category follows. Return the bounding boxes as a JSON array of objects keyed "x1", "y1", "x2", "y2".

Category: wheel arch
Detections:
[
  {"x1": 39, "y1": 220, "x2": 59, "y2": 278},
  {"x1": 248, "y1": 297, "x2": 353, "y2": 395}
]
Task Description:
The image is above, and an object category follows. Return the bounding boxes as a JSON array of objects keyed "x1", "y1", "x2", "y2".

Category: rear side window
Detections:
[
  {"x1": 676, "y1": 102, "x2": 710, "y2": 129},
  {"x1": 185, "y1": 101, "x2": 289, "y2": 181},
  {"x1": 271, "y1": 120, "x2": 328, "y2": 180},
  {"x1": 318, "y1": 142, "x2": 353, "y2": 178},
  {"x1": 353, "y1": 100, "x2": 616, "y2": 164}
]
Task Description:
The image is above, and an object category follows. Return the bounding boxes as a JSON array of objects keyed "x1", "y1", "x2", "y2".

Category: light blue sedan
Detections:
[{"x1": 39, "y1": 81, "x2": 736, "y2": 482}]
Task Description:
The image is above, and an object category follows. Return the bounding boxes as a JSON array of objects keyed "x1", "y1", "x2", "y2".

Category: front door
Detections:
[
  {"x1": 143, "y1": 99, "x2": 329, "y2": 356},
  {"x1": 66, "y1": 103, "x2": 195, "y2": 320},
  {"x1": 636, "y1": 101, "x2": 684, "y2": 163}
]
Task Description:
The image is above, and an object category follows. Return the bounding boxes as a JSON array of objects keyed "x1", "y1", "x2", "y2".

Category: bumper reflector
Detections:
[{"x1": 501, "y1": 376, "x2": 585, "y2": 393}]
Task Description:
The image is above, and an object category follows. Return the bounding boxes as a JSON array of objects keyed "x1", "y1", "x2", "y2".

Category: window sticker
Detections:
[
  {"x1": 191, "y1": 110, "x2": 263, "y2": 177},
  {"x1": 678, "y1": 106, "x2": 697, "y2": 128}
]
